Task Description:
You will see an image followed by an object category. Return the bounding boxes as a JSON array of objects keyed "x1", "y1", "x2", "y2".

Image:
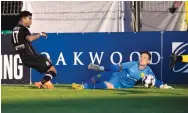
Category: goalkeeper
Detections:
[
  {"x1": 170, "y1": 54, "x2": 188, "y2": 70},
  {"x1": 72, "y1": 51, "x2": 173, "y2": 90}
]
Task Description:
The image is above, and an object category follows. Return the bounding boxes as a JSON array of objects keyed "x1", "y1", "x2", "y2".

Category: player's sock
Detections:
[
  {"x1": 181, "y1": 55, "x2": 188, "y2": 63},
  {"x1": 94, "y1": 82, "x2": 107, "y2": 89},
  {"x1": 83, "y1": 82, "x2": 107, "y2": 89},
  {"x1": 83, "y1": 83, "x2": 94, "y2": 89},
  {"x1": 84, "y1": 73, "x2": 102, "y2": 85},
  {"x1": 41, "y1": 76, "x2": 51, "y2": 84},
  {"x1": 41, "y1": 71, "x2": 56, "y2": 84},
  {"x1": 92, "y1": 74, "x2": 102, "y2": 83}
]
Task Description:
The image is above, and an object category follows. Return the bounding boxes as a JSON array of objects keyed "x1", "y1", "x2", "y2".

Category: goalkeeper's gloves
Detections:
[
  {"x1": 160, "y1": 84, "x2": 174, "y2": 89},
  {"x1": 88, "y1": 63, "x2": 104, "y2": 71}
]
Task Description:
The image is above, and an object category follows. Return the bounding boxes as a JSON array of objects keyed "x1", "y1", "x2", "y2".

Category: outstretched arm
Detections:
[
  {"x1": 26, "y1": 32, "x2": 47, "y2": 42},
  {"x1": 147, "y1": 68, "x2": 174, "y2": 89}
]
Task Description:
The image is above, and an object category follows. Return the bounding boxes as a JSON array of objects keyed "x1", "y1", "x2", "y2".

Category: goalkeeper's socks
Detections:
[
  {"x1": 83, "y1": 83, "x2": 94, "y2": 89},
  {"x1": 84, "y1": 74, "x2": 103, "y2": 85},
  {"x1": 83, "y1": 82, "x2": 107, "y2": 89},
  {"x1": 92, "y1": 74, "x2": 102, "y2": 83},
  {"x1": 94, "y1": 82, "x2": 107, "y2": 89}
]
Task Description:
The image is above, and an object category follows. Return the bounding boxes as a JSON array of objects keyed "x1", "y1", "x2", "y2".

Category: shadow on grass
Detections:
[
  {"x1": 113, "y1": 89, "x2": 183, "y2": 96},
  {"x1": 2, "y1": 96, "x2": 188, "y2": 113},
  {"x1": 1, "y1": 84, "x2": 72, "y2": 89},
  {"x1": 27, "y1": 84, "x2": 71, "y2": 89}
]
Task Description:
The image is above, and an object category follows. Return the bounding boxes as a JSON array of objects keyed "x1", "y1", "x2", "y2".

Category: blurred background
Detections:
[{"x1": 1, "y1": 1, "x2": 188, "y2": 33}]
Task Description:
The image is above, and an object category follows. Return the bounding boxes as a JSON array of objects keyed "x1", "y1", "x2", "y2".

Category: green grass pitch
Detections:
[{"x1": 2, "y1": 85, "x2": 188, "y2": 113}]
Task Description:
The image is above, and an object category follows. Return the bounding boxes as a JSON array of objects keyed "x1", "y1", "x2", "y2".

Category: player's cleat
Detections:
[
  {"x1": 71, "y1": 83, "x2": 84, "y2": 90},
  {"x1": 169, "y1": 53, "x2": 177, "y2": 70},
  {"x1": 44, "y1": 81, "x2": 54, "y2": 89},
  {"x1": 34, "y1": 82, "x2": 44, "y2": 89}
]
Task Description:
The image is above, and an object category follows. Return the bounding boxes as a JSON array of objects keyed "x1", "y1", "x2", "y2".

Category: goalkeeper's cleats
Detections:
[
  {"x1": 71, "y1": 83, "x2": 84, "y2": 90},
  {"x1": 169, "y1": 53, "x2": 177, "y2": 70}
]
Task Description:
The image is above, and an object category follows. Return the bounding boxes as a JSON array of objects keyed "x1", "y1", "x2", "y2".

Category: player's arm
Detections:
[
  {"x1": 26, "y1": 32, "x2": 47, "y2": 42},
  {"x1": 88, "y1": 62, "x2": 134, "y2": 72},
  {"x1": 147, "y1": 68, "x2": 174, "y2": 89}
]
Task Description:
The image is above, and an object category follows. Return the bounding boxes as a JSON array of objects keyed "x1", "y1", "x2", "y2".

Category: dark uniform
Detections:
[{"x1": 12, "y1": 24, "x2": 52, "y2": 73}]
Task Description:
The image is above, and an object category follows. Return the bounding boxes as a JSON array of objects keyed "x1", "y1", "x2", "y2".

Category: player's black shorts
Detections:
[{"x1": 21, "y1": 54, "x2": 52, "y2": 74}]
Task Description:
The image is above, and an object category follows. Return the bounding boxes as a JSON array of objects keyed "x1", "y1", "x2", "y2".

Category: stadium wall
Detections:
[{"x1": 1, "y1": 32, "x2": 188, "y2": 84}]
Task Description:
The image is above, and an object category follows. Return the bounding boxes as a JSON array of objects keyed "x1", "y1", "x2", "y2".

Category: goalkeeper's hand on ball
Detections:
[
  {"x1": 160, "y1": 84, "x2": 174, "y2": 89},
  {"x1": 88, "y1": 63, "x2": 104, "y2": 71}
]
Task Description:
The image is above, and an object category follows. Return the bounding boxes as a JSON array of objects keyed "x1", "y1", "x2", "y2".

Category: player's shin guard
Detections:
[
  {"x1": 41, "y1": 71, "x2": 56, "y2": 84},
  {"x1": 182, "y1": 55, "x2": 188, "y2": 63}
]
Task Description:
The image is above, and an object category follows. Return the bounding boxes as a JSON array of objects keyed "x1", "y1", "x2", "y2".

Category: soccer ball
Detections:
[{"x1": 142, "y1": 75, "x2": 156, "y2": 88}]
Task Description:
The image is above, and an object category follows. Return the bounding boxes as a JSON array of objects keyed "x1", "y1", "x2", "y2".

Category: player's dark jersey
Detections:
[
  {"x1": 12, "y1": 24, "x2": 38, "y2": 60},
  {"x1": 12, "y1": 24, "x2": 52, "y2": 73}
]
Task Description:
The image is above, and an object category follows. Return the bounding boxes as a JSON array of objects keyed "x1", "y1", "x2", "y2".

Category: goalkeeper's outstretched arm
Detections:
[{"x1": 147, "y1": 68, "x2": 173, "y2": 89}]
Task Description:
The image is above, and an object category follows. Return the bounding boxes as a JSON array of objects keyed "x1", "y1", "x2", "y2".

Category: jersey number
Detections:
[{"x1": 13, "y1": 31, "x2": 19, "y2": 43}]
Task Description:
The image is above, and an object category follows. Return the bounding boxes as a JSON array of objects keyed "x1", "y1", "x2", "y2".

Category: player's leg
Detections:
[
  {"x1": 74, "y1": 72, "x2": 111, "y2": 89},
  {"x1": 86, "y1": 81, "x2": 114, "y2": 89},
  {"x1": 38, "y1": 66, "x2": 57, "y2": 89},
  {"x1": 71, "y1": 73, "x2": 103, "y2": 90},
  {"x1": 33, "y1": 55, "x2": 57, "y2": 89},
  {"x1": 89, "y1": 73, "x2": 103, "y2": 84},
  {"x1": 169, "y1": 54, "x2": 188, "y2": 70},
  {"x1": 72, "y1": 73, "x2": 119, "y2": 90},
  {"x1": 72, "y1": 81, "x2": 114, "y2": 90}
]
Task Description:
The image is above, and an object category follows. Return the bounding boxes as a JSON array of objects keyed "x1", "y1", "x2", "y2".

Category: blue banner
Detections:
[
  {"x1": 162, "y1": 32, "x2": 188, "y2": 84},
  {"x1": 32, "y1": 32, "x2": 188, "y2": 84},
  {"x1": 32, "y1": 32, "x2": 162, "y2": 84}
]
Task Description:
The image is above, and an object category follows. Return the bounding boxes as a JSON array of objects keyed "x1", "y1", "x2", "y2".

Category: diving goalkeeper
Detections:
[{"x1": 72, "y1": 51, "x2": 173, "y2": 90}]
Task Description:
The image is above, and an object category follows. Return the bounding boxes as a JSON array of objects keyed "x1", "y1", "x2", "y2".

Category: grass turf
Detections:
[{"x1": 2, "y1": 84, "x2": 188, "y2": 113}]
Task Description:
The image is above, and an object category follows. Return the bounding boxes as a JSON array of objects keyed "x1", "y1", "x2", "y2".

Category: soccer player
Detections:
[
  {"x1": 169, "y1": 53, "x2": 188, "y2": 70},
  {"x1": 12, "y1": 11, "x2": 57, "y2": 89},
  {"x1": 72, "y1": 51, "x2": 173, "y2": 90}
]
